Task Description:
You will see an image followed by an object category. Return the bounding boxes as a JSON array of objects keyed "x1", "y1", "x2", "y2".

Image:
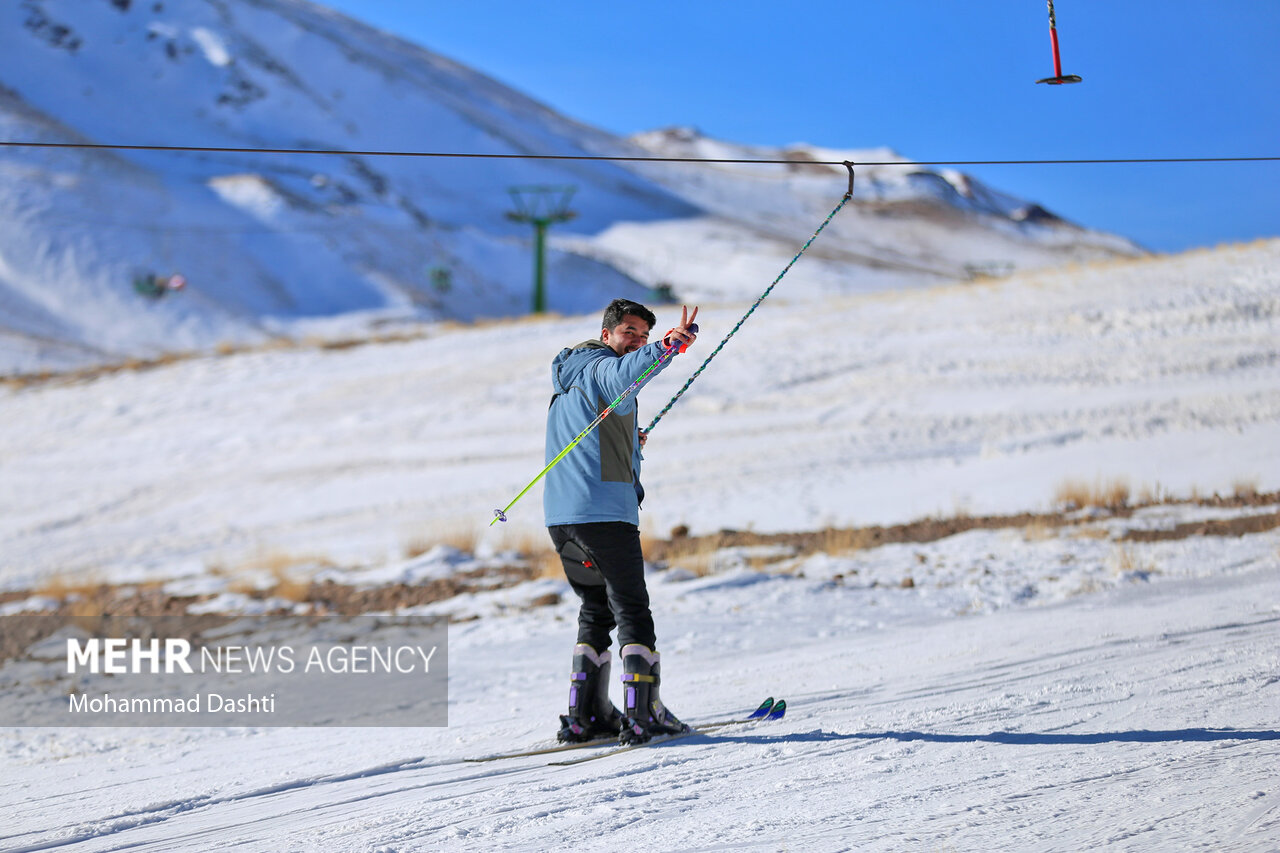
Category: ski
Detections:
[
  {"x1": 465, "y1": 697, "x2": 782, "y2": 764},
  {"x1": 547, "y1": 698, "x2": 787, "y2": 767},
  {"x1": 465, "y1": 734, "x2": 617, "y2": 764},
  {"x1": 548, "y1": 728, "x2": 698, "y2": 766},
  {"x1": 697, "y1": 696, "x2": 785, "y2": 730}
]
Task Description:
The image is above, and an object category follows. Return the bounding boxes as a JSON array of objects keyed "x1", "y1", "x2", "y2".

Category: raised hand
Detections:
[{"x1": 665, "y1": 305, "x2": 699, "y2": 351}]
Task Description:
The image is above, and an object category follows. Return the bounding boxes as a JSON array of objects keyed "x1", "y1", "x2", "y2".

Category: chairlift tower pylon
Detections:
[{"x1": 506, "y1": 185, "x2": 577, "y2": 313}]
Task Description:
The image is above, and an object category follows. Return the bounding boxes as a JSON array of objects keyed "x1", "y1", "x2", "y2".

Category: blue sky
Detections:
[{"x1": 322, "y1": 0, "x2": 1277, "y2": 252}]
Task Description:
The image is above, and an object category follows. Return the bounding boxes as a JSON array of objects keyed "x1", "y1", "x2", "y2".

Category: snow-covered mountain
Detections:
[{"x1": 0, "y1": 0, "x2": 1140, "y2": 373}]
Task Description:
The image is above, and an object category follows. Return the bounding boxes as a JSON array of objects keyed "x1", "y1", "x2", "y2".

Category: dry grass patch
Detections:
[
  {"x1": 34, "y1": 573, "x2": 115, "y2": 635},
  {"x1": 222, "y1": 551, "x2": 336, "y2": 602},
  {"x1": 817, "y1": 526, "x2": 877, "y2": 555},
  {"x1": 1232, "y1": 478, "x2": 1260, "y2": 502},
  {"x1": 1136, "y1": 481, "x2": 1170, "y2": 505},
  {"x1": 493, "y1": 527, "x2": 550, "y2": 556},
  {"x1": 403, "y1": 524, "x2": 563, "y2": 579},
  {"x1": 263, "y1": 563, "x2": 314, "y2": 603},
  {"x1": 641, "y1": 521, "x2": 796, "y2": 577},
  {"x1": 638, "y1": 519, "x2": 667, "y2": 562},
  {"x1": 241, "y1": 551, "x2": 335, "y2": 573},
  {"x1": 404, "y1": 526, "x2": 478, "y2": 559},
  {"x1": 1021, "y1": 516, "x2": 1056, "y2": 542},
  {"x1": 1107, "y1": 544, "x2": 1159, "y2": 579},
  {"x1": 653, "y1": 532, "x2": 737, "y2": 577},
  {"x1": 32, "y1": 573, "x2": 178, "y2": 635},
  {"x1": 535, "y1": 550, "x2": 565, "y2": 581},
  {"x1": 1054, "y1": 476, "x2": 1130, "y2": 511},
  {"x1": 66, "y1": 593, "x2": 115, "y2": 635},
  {"x1": 664, "y1": 547, "x2": 719, "y2": 578},
  {"x1": 34, "y1": 571, "x2": 108, "y2": 601},
  {"x1": 487, "y1": 527, "x2": 560, "y2": 580},
  {"x1": 402, "y1": 539, "x2": 434, "y2": 560}
]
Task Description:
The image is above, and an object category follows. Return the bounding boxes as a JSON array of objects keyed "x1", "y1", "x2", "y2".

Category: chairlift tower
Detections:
[{"x1": 506, "y1": 185, "x2": 577, "y2": 313}]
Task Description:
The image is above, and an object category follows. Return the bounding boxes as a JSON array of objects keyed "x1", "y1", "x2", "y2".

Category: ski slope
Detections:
[
  {"x1": 3, "y1": 554, "x2": 1277, "y2": 850},
  {"x1": 1, "y1": 241, "x2": 1278, "y2": 850},
  {"x1": 1, "y1": 240, "x2": 1275, "y2": 587}
]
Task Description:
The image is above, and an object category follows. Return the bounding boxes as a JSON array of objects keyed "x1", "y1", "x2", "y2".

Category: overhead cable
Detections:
[{"x1": 1, "y1": 140, "x2": 1276, "y2": 167}]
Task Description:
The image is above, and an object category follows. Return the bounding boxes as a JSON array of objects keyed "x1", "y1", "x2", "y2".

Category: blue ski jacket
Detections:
[{"x1": 543, "y1": 339, "x2": 674, "y2": 527}]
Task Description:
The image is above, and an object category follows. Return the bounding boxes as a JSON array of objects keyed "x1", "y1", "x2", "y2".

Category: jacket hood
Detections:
[{"x1": 551, "y1": 339, "x2": 615, "y2": 395}]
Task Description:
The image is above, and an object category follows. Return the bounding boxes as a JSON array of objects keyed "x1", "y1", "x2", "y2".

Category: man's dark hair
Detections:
[{"x1": 602, "y1": 298, "x2": 656, "y2": 332}]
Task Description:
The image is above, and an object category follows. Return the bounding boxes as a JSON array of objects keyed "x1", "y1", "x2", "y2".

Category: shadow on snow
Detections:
[{"x1": 705, "y1": 728, "x2": 1280, "y2": 747}]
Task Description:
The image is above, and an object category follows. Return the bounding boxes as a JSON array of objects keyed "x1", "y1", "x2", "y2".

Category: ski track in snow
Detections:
[{"x1": 2, "y1": 567, "x2": 1277, "y2": 850}]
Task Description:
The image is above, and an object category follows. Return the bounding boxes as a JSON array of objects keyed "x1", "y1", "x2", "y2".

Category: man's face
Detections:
[{"x1": 601, "y1": 314, "x2": 651, "y2": 356}]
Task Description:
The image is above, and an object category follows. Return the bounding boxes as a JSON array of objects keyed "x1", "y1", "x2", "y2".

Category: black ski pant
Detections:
[{"x1": 547, "y1": 521, "x2": 656, "y2": 653}]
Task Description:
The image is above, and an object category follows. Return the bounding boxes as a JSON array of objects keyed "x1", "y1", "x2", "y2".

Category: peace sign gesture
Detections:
[{"x1": 664, "y1": 305, "x2": 699, "y2": 352}]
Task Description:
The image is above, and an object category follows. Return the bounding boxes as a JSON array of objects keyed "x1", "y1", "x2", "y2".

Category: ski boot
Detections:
[
  {"x1": 618, "y1": 644, "x2": 690, "y2": 745},
  {"x1": 556, "y1": 643, "x2": 623, "y2": 743}
]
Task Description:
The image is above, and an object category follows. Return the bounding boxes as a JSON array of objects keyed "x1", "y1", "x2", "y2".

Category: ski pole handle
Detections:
[{"x1": 663, "y1": 322, "x2": 699, "y2": 354}]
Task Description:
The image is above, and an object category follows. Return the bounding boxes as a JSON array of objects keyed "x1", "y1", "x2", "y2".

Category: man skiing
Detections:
[{"x1": 545, "y1": 298, "x2": 698, "y2": 745}]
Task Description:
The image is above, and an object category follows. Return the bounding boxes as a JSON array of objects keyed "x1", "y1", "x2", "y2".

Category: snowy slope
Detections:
[
  {"x1": 2, "y1": 535, "x2": 1277, "y2": 850},
  {"x1": 1, "y1": 240, "x2": 1277, "y2": 850},
  {"x1": 569, "y1": 128, "x2": 1140, "y2": 304},
  {"x1": 0, "y1": 0, "x2": 1141, "y2": 373},
  {"x1": 2, "y1": 240, "x2": 1274, "y2": 587},
  {"x1": 0, "y1": 0, "x2": 694, "y2": 372}
]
